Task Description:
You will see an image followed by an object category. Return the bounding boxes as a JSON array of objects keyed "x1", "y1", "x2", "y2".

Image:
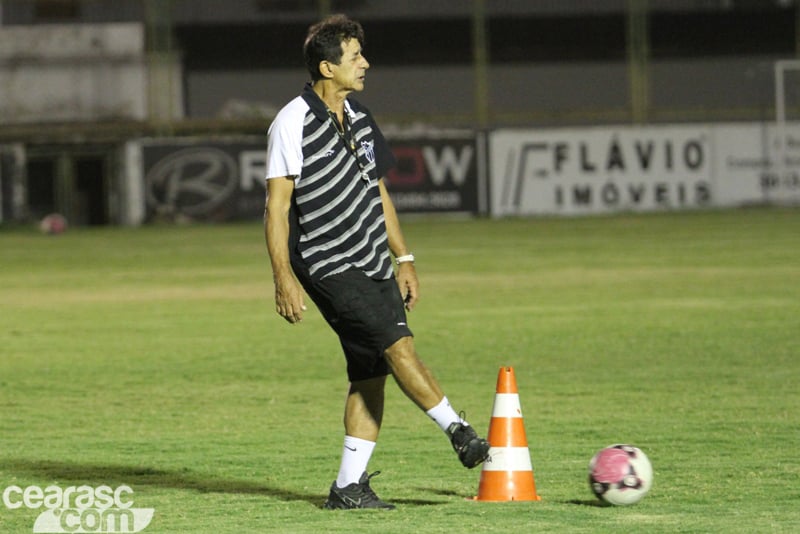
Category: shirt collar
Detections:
[{"x1": 302, "y1": 82, "x2": 354, "y2": 123}]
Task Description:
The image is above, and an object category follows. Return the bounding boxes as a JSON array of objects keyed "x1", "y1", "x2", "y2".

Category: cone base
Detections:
[{"x1": 474, "y1": 470, "x2": 541, "y2": 502}]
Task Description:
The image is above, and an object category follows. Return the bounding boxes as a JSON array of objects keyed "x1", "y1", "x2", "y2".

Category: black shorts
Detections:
[{"x1": 301, "y1": 269, "x2": 413, "y2": 382}]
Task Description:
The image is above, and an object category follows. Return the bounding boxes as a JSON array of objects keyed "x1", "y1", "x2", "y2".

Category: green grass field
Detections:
[{"x1": 1, "y1": 208, "x2": 799, "y2": 533}]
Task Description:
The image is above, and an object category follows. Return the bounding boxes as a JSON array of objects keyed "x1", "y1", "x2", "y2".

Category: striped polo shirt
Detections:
[{"x1": 266, "y1": 83, "x2": 397, "y2": 281}]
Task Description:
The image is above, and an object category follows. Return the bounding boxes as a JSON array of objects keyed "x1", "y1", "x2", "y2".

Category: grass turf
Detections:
[{"x1": 1, "y1": 207, "x2": 798, "y2": 533}]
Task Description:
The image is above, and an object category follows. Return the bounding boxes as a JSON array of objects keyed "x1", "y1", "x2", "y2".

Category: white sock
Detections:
[
  {"x1": 335, "y1": 436, "x2": 376, "y2": 488},
  {"x1": 426, "y1": 396, "x2": 467, "y2": 433}
]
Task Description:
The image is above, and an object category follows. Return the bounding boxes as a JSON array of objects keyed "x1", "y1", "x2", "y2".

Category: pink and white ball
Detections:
[
  {"x1": 588, "y1": 444, "x2": 653, "y2": 505},
  {"x1": 39, "y1": 213, "x2": 68, "y2": 235}
]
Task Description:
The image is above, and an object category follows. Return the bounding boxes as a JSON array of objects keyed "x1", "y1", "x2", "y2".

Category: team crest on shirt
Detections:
[{"x1": 360, "y1": 140, "x2": 375, "y2": 164}]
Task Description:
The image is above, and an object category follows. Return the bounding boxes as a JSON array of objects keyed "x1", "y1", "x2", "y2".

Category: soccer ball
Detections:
[
  {"x1": 39, "y1": 213, "x2": 68, "y2": 235},
  {"x1": 588, "y1": 444, "x2": 653, "y2": 505}
]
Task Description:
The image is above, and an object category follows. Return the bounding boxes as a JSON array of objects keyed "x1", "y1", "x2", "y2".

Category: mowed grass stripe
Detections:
[{"x1": 1, "y1": 208, "x2": 798, "y2": 533}]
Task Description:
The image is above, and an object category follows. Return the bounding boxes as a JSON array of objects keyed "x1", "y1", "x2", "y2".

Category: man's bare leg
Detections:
[
  {"x1": 383, "y1": 336, "x2": 443, "y2": 410},
  {"x1": 384, "y1": 336, "x2": 490, "y2": 469}
]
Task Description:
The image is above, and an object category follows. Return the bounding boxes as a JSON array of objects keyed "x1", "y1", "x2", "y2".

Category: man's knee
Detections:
[
  {"x1": 384, "y1": 336, "x2": 416, "y2": 365},
  {"x1": 350, "y1": 375, "x2": 387, "y2": 396}
]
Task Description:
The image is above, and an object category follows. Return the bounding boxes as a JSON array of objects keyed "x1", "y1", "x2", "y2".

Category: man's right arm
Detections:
[{"x1": 265, "y1": 176, "x2": 306, "y2": 324}]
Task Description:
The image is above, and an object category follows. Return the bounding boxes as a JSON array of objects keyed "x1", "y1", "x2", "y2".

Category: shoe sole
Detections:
[{"x1": 324, "y1": 502, "x2": 396, "y2": 510}]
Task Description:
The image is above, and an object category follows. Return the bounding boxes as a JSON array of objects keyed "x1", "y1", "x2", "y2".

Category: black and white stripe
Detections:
[{"x1": 266, "y1": 83, "x2": 396, "y2": 281}]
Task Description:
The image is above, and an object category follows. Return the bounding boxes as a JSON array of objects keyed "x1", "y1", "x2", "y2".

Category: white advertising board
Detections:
[
  {"x1": 489, "y1": 123, "x2": 800, "y2": 216},
  {"x1": 713, "y1": 123, "x2": 800, "y2": 206},
  {"x1": 489, "y1": 126, "x2": 713, "y2": 216}
]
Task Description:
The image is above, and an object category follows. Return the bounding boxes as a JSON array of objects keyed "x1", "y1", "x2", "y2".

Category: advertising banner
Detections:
[
  {"x1": 713, "y1": 123, "x2": 800, "y2": 206},
  {"x1": 489, "y1": 126, "x2": 713, "y2": 216},
  {"x1": 138, "y1": 137, "x2": 266, "y2": 223},
  {"x1": 133, "y1": 133, "x2": 483, "y2": 224},
  {"x1": 384, "y1": 134, "x2": 481, "y2": 214},
  {"x1": 126, "y1": 123, "x2": 798, "y2": 224}
]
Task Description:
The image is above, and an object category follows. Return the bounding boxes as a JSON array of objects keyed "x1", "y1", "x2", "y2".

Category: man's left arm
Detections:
[{"x1": 378, "y1": 179, "x2": 419, "y2": 311}]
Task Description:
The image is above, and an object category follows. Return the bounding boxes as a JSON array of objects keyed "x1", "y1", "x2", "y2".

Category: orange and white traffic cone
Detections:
[{"x1": 475, "y1": 366, "x2": 541, "y2": 501}]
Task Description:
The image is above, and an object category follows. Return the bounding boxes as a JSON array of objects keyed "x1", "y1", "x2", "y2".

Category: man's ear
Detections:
[{"x1": 318, "y1": 60, "x2": 335, "y2": 80}]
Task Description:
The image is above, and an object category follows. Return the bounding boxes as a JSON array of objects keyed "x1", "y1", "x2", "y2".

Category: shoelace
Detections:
[
  {"x1": 450, "y1": 413, "x2": 475, "y2": 450},
  {"x1": 360, "y1": 471, "x2": 383, "y2": 502}
]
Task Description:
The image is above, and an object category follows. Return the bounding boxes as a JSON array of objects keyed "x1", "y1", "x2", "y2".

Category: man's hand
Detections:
[
  {"x1": 397, "y1": 263, "x2": 419, "y2": 311},
  {"x1": 274, "y1": 273, "x2": 307, "y2": 324}
]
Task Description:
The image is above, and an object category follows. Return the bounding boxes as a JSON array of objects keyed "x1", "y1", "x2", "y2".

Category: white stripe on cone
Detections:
[
  {"x1": 491, "y1": 393, "x2": 524, "y2": 418},
  {"x1": 482, "y1": 446, "x2": 534, "y2": 472}
]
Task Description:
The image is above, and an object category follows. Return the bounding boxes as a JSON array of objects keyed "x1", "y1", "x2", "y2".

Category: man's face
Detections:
[{"x1": 329, "y1": 38, "x2": 370, "y2": 92}]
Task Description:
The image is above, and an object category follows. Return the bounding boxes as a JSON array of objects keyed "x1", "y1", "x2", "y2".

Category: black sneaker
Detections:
[
  {"x1": 447, "y1": 422, "x2": 490, "y2": 469},
  {"x1": 323, "y1": 471, "x2": 396, "y2": 510}
]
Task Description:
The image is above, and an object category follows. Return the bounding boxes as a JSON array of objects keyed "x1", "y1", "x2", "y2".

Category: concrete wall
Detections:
[
  {"x1": 0, "y1": 23, "x2": 156, "y2": 123},
  {"x1": 185, "y1": 55, "x2": 783, "y2": 125}
]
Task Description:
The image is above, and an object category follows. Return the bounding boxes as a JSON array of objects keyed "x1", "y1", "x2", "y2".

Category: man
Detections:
[{"x1": 264, "y1": 14, "x2": 489, "y2": 510}]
